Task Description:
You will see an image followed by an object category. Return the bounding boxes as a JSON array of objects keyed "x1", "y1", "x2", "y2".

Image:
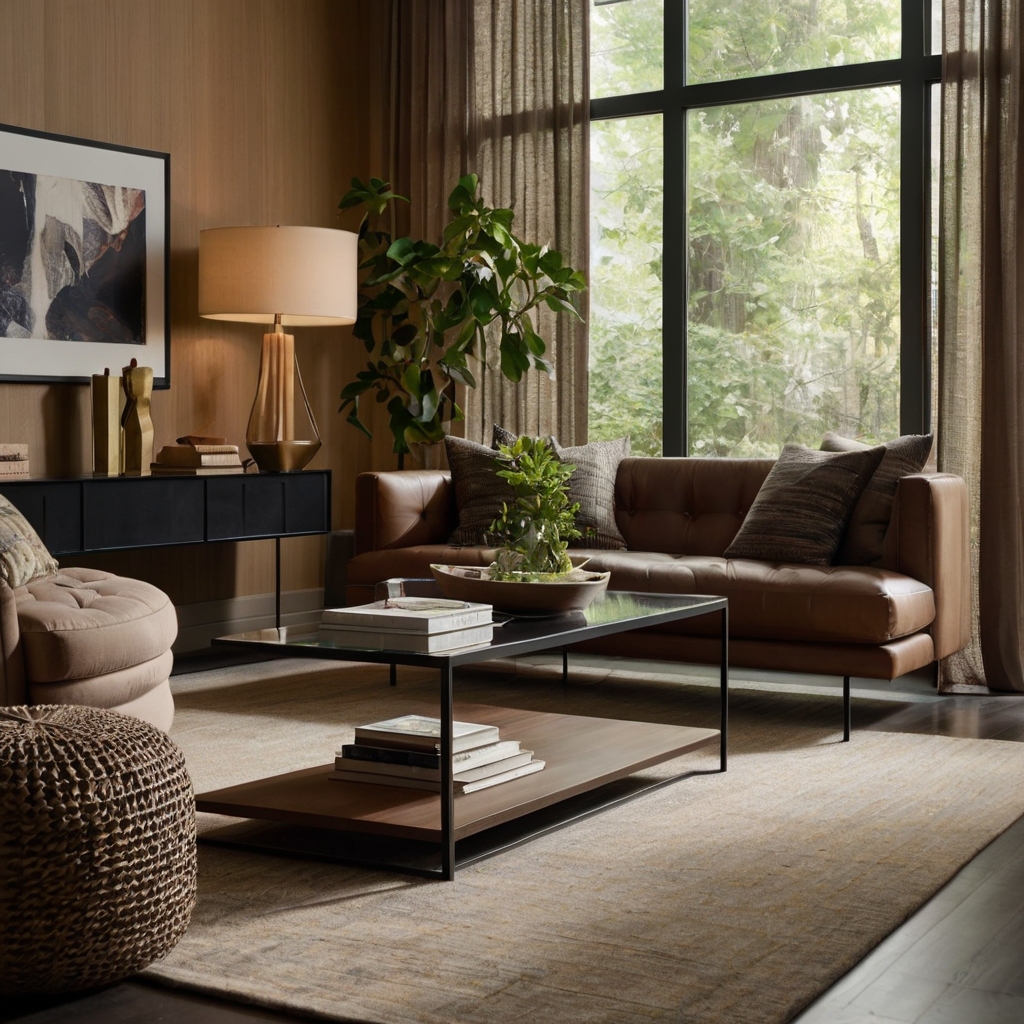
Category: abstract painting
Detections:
[{"x1": 0, "y1": 124, "x2": 169, "y2": 387}]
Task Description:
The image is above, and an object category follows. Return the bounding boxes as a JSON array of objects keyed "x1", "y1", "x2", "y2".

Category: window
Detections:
[{"x1": 589, "y1": 0, "x2": 942, "y2": 456}]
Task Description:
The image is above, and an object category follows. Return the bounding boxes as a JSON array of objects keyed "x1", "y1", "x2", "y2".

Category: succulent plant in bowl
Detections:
[{"x1": 487, "y1": 436, "x2": 580, "y2": 582}]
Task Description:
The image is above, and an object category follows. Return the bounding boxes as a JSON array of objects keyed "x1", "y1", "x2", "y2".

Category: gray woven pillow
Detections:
[
  {"x1": 724, "y1": 443, "x2": 885, "y2": 566},
  {"x1": 445, "y1": 435, "x2": 515, "y2": 546},
  {"x1": 0, "y1": 494, "x2": 59, "y2": 588},
  {"x1": 821, "y1": 431, "x2": 934, "y2": 565},
  {"x1": 492, "y1": 423, "x2": 517, "y2": 449},
  {"x1": 552, "y1": 437, "x2": 630, "y2": 550}
]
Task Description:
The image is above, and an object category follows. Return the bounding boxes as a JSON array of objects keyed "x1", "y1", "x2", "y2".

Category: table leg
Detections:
[
  {"x1": 440, "y1": 662, "x2": 454, "y2": 880},
  {"x1": 562, "y1": 648, "x2": 568, "y2": 688},
  {"x1": 275, "y1": 536, "x2": 281, "y2": 630},
  {"x1": 843, "y1": 675, "x2": 851, "y2": 742},
  {"x1": 389, "y1": 663, "x2": 397, "y2": 687},
  {"x1": 720, "y1": 605, "x2": 729, "y2": 772}
]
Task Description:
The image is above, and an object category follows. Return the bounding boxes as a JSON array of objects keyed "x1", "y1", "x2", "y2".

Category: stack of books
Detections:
[
  {"x1": 329, "y1": 715, "x2": 545, "y2": 794},
  {"x1": 319, "y1": 596, "x2": 495, "y2": 652},
  {"x1": 151, "y1": 443, "x2": 245, "y2": 476}
]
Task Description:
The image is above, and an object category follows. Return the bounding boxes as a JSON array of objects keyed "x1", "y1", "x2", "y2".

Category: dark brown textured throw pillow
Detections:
[
  {"x1": 553, "y1": 437, "x2": 630, "y2": 549},
  {"x1": 445, "y1": 435, "x2": 515, "y2": 546},
  {"x1": 492, "y1": 423, "x2": 517, "y2": 450},
  {"x1": 723, "y1": 443, "x2": 885, "y2": 565},
  {"x1": 821, "y1": 431, "x2": 934, "y2": 565}
]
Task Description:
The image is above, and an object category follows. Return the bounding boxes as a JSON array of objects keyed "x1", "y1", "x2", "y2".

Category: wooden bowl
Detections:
[{"x1": 430, "y1": 564, "x2": 610, "y2": 616}]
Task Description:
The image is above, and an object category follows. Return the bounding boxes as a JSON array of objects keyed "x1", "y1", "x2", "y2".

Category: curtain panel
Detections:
[
  {"x1": 939, "y1": 0, "x2": 1024, "y2": 690},
  {"x1": 386, "y1": 0, "x2": 590, "y2": 447}
]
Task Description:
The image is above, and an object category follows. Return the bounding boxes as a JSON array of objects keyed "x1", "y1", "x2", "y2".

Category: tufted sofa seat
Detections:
[
  {"x1": 2, "y1": 567, "x2": 178, "y2": 732},
  {"x1": 344, "y1": 457, "x2": 971, "y2": 682}
]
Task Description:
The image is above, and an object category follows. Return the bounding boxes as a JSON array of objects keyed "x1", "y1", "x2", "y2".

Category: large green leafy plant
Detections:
[
  {"x1": 338, "y1": 175, "x2": 586, "y2": 459},
  {"x1": 488, "y1": 436, "x2": 580, "y2": 581}
]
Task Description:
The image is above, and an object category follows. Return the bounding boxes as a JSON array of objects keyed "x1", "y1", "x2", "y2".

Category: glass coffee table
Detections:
[{"x1": 198, "y1": 590, "x2": 728, "y2": 880}]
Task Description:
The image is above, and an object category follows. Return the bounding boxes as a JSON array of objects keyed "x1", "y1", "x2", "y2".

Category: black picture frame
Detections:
[{"x1": 0, "y1": 122, "x2": 171, "y2": 389}]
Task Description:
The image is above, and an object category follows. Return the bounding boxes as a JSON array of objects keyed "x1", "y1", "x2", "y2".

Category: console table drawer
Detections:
[{"x1": 84, "y1": 478, "x2": 206, "y2": 550}]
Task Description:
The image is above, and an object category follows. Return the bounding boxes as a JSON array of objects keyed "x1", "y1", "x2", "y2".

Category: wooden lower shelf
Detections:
[{"x1": 195, "y1": 703, "x2": 719, "y2": 843}]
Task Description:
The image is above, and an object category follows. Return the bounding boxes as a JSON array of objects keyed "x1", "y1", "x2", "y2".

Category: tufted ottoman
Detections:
[
  {"x1": 0, "y1": 704, "x2": 196, "y2": 994},
  {"x1": 15, "y1": 568, "x2": 179, "y2": 732}
]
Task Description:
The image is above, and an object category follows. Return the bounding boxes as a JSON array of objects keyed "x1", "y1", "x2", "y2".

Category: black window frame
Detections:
[{"x1": 590, "y1": 0, "x2": 943, "y2": 455}]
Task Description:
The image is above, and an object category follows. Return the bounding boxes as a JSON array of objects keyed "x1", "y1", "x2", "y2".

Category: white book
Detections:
[
  {"x1": 318, "y1": 622, "x2": 493, "y2": 653},
  {"x1": 335, "y1": 739, "x2": 523, "y2": 772},
  {"x1": 353, "y1": 715, "x2": 500, "y2": 754},
  {"x1": 454, "y1": 750, "x2": 535, "y2": 783},
  {"x1": 321, "y1": 596, "x2": 493, "y2": 634},
  {"x1": 458, "y1": 759, "x2": 545, "y2": 794}
]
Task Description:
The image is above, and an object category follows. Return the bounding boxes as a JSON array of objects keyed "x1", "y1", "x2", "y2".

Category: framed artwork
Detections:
[{"x1": 0, "y1": 122, "x2": 170, "y2": 388}]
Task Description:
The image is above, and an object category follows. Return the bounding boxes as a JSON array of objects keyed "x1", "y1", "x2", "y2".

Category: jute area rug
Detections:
[{"x1": 146, "y1": 658, "x2": 1024, "y2": 1024}]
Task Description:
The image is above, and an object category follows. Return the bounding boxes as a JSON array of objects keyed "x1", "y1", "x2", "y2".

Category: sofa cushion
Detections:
[
  {"x1": 16, "y1": 568, "x2": 178, "y2": 683},
  {"x1": 445, "y1": 435, "x2": 515, "y2": 546},
  {"x1": 553, "y1": 437, "x2": 629, "y2": 549},
  {"x1": 0, "y1": 494, "x2": 59, "y2": 588},
  {"x1": 724, "y1": 444, "x2": 885, "y2": 565},
  {"x1": 345, "y1": 546, "x2": 935, "y2": 645},
  {"x1": 821, "y1": 431, "x2": 934, "y2": 566}
]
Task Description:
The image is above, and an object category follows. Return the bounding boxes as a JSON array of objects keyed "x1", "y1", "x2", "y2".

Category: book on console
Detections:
[
  {"x1": 333, "y1": 748, "x2": 534, "y2": 783},
  {"x1": 155, "y1": 444, "x2": 242, "y2": 467},
  {"x1": 321, "y1": 596, "x2": 492, "y2": 634},
  {"x1": 150, "y1": 464, "x2": 246, "y2": 476},
  {"x1": 318, "y1": 622, "x2": 493, "y2": 653},
  {"x1": 338, "y1": 739, "x2": 522, "y2": 771},
  {"x1": 353, "y1": 715, "x2": 499, "y2": 753}
]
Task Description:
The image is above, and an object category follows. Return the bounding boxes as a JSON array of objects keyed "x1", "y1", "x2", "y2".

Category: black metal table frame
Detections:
[{"x1": 212, "y1": 592, "x2": 729, "y2": 881}]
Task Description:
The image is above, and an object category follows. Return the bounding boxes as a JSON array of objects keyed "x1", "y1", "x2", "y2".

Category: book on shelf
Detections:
[
  {"x1": 327, "y1": 756, "x2": 544, "y2": 793},
  {"x1": 353, "y1": 715, "x2": 499, "y2": 754},
  {"x1": 318, "y1": 622, "x2": 493, "y2": 653},
  {"x1": 321, "y1": 596, "x2": 492, "y2": 634},
  {"x1": 154, "y1": 444, "x2": 242, "y2": 467},
  {"x1": 333, "y1": 747, "x2": 533, "y2": 783},
  {"x1": 150, "y1": 464, "x2": 247, "y2": 476},
  {"x1": 338, "y1": 738, "x2": 522, "y2": 771}
]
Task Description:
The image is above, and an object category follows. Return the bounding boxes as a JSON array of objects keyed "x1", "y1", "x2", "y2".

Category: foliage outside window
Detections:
[{"x1": 588, "y1": 0, "x2": 938, "y2": 457}]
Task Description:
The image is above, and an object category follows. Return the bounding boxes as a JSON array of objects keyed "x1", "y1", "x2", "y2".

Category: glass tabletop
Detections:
[{"x1": 215, "y1": 591, "x2": 727, "y2": 667}]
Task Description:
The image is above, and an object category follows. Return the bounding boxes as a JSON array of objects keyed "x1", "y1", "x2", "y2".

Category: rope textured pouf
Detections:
[{"x1": 0, "y1": 705, "x2": 197, "y2": 993}]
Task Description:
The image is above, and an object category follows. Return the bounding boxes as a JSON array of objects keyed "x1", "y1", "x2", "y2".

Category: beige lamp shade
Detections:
[{"x1": 198, "y1": 225, "x2": 358, "y2": 326}]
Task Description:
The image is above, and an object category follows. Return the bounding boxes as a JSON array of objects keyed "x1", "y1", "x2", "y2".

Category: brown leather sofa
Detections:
[{"x1": 345, "y1": 457, "x2": 971, "y2": 685}]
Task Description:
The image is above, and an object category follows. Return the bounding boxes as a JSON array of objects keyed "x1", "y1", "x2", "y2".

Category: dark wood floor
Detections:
[{"x1": 6, "y1": 678, "x2": 1024, "y2": 1024}]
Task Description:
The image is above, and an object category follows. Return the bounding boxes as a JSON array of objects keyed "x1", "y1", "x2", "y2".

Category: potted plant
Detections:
[
  {"x1": 487, "y1": 436, "x2": 580, "y2": 580},
  {"x1": 430, "y1": 436, "x2": 611, "y2": 614},
  {"x1": 337, "y1": 176, "x2": 586, "y2": 464}
]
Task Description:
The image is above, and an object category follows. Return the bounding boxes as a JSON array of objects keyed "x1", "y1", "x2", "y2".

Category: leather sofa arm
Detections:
[
  {"x1": 354, "y1": 471, "x2": 456, "y2": 555},
  {"x1": 886, "y1": 473, "x2": 971, "y2": 659}
]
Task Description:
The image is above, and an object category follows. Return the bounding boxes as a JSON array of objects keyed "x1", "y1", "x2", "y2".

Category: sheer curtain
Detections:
[
  {"x1": 386, "y1": 0, "x2": 589, "y2": 446},
  {"x1": 939, "y1": 0, "x2": 1024, "y2": 690}
]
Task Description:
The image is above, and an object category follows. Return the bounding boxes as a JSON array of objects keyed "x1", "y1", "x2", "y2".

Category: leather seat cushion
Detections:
[
  {"x1": 579, "y1": 550, "x2": 935, "y2": 644},
  {"x1": 346, "y1": 546, "x2": 934, "y2": 645},
  {"x1": 29, "y1": 649, "x2": 174, "y2": 707},
  {"x1": 16, "y1": 568, "x2": 178, "y2": 683}
]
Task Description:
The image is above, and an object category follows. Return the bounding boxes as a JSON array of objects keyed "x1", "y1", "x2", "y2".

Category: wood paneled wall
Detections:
[{"x1": 0, "y1": 0, "x2": 394, "y2": 605}]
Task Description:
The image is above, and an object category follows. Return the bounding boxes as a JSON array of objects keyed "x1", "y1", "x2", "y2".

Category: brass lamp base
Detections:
[{"x1": 247, "y1": 439, "x2": 322, "y2": 473}]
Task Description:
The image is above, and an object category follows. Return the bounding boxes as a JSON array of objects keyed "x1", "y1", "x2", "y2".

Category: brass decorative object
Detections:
[
  {"x1": 91, "y1": 369, "x2": 121, "y2": 476},
  {"x1": 198, "y1": 225, "x2": 357, "y2": 473},
  {"x1": 121, "y1": 359, "x2": 154, "y2": 476}
]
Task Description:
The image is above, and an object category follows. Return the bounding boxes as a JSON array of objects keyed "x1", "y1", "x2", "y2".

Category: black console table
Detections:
[{"x1": 0, "y1": 471, "x2": 332, "y2": 626}]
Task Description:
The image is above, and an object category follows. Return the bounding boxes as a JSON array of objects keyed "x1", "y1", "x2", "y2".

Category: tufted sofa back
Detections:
[{"x1": 614, "y1": 457, "x2": 775, "y2": 555}]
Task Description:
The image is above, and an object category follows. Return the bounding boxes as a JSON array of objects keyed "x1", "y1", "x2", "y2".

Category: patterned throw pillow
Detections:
[
  {"x1": 723, "y1": 444, "x2": 886, "y2": 566},
  {"x1": 445, "y1": 435, "x2": 515, "y2": 546},
  {"x1": 553, "y1": 437, "x2": 630, "y2": 550},
  {"x1": 492, "y1": 423, "x2": 517, "y2": 450},
  {"x1": 0, "y1": 494, "x2": 59, "y2": 588},
  {"x1": 821, "y1": 431, "x2": 934, "y2": 565}
]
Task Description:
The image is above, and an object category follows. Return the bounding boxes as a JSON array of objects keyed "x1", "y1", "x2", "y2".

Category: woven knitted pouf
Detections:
[{"x1": 0, "y1": 705, "x2": 197, "y2": 994}]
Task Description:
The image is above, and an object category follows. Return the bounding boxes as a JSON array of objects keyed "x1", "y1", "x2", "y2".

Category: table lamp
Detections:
[{"x1": 198, "y1": 225, "x2": 358, "y2": 472}]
